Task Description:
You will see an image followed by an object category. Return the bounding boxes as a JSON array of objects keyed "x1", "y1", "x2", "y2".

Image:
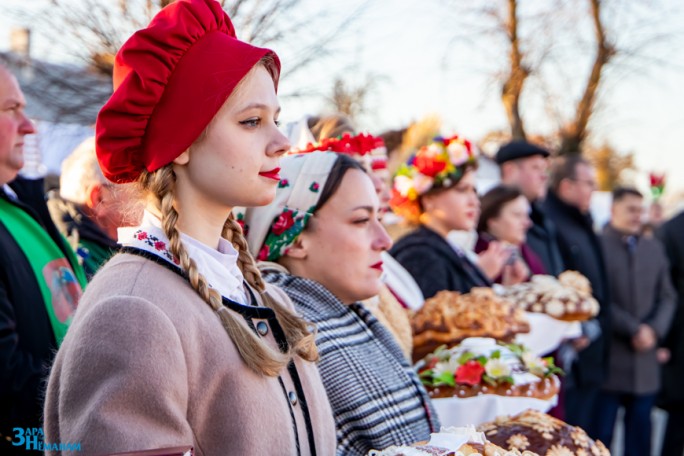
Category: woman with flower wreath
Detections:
[
  {"x1": 238, "y1": 151, "x2": 439, "y2": 456},
  {"x1": 43, "y1": 0, "x2": 336, "y2": 454},
  {"x1": 388, "y1": 135, "x2": 494, "y2": 299}
]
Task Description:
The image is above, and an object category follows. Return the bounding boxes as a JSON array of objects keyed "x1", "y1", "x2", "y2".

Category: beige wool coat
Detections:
[{"x1": 44, "y1": 251, "x2": 336, "y2": 456}]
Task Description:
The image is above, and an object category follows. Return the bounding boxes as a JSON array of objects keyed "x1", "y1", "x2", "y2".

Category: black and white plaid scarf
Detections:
[{"x1": 263, "y1": 268, "x2": 440, "y2": 456}]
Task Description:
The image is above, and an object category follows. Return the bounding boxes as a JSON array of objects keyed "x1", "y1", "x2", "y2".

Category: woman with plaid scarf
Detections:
[{"x1": 239, "y1": 151, "x2": 439, "y2": 456}]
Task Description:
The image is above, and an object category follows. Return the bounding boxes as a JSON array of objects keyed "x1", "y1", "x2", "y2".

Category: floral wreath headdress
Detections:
[
  {"x1": 389, "y1": 134, "x2": 478, "y2": 223},
  {"x1": 294, "y1": 132, "x2": 388, "y2": 172}
]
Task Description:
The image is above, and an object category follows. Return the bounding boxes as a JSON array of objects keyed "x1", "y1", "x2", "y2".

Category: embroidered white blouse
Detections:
[{"x1": 118, "y1": 210, "x2": 248, "y2": 304}]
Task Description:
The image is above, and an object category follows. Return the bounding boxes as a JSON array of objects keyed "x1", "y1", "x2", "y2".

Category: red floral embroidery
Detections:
[
  {"x1": 271, "y1": 210, "x2": 295, "y2": 235},
  {"x1": 236, "y1": 218, "x2": 248, "y2": 235},
  {"x1": 133, "y1": 230, "x2": 175, "y2": 263},
  {"x1": 258, "y1": 244, "x2": 270, "y2": 261},
  {"x1": 455, "y1": 360, "x2": 485, "y2": 386}
]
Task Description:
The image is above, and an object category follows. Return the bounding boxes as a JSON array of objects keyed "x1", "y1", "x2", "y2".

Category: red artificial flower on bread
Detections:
[{"x1": 455, "y1": 360, "x2": 485, "y2": 386}]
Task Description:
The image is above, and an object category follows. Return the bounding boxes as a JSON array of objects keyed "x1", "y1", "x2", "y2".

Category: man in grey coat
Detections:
[{"x1": 595, "y1": 187, "x2": 676, "y2": 456}]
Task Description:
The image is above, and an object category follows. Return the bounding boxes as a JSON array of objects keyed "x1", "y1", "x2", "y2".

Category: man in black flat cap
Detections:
[{"x1": 496, "y1": 140, "x2": 565, "y2": 276}]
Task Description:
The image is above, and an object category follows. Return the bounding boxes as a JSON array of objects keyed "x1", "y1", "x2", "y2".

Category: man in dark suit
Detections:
[
  {"x1": 0, "y1": 64, "x2": 85, "y2": 451},
  {"x1": 544, "y1": 154, "x2": 610, "y2": 438}
]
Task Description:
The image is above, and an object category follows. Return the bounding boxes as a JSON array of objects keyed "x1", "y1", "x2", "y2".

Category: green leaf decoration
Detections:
[
  {"x1": 543, "y1": 357, "x2": 565, "y2": 376},
  {"x1": 500, "y1": 376, "x2": 514, "y2": 384},
  {"x1": 434, "y1": 371, "x2": 455, "y2": 387},
  {"x1": 457, "y1": 351, "x2": 474, "y2": 365},
  {"x1": 419, "y1": 370, "x2": 435, "y2": 386},
  {"x1": 491, "y1": 350, "x2": 501, "y2": 359},
  {"x1": 482, "y1": 374, "x2": 497, "y2": 386},
  {"x1": 505, "y1": 343, "x2": 525, "y2": 357}
]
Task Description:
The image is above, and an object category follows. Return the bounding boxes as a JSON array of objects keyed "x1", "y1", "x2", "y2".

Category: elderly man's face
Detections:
[{"x1": 0, "y1": 67, "x2": 35, "y2": 185}]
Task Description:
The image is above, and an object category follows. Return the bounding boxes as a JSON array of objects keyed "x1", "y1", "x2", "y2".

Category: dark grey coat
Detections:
[
  {"x1": 527, "y1": 201, "x2": 565, "y2": 277},
  {"x1": 543, "y1": 191, "x2": 610, "y2": 387},
  {"x1": 599, "y1": 224, "x2": 677, "y2": 394}
]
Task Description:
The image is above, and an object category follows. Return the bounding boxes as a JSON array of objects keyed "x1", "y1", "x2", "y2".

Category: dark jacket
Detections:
[
  {"x1": 527, "y1": 201, "x2": 565, "y2": 276},
  {"x1": 47, "y1": 192, "x2": 119, "y2": 280},
  {"x1": 389, "y1": 225, "x2": 491, "y2": 299},
  {"x1": 543, "y1": 190, "x2": 610, "y2": 387},
  {"x1": 657, "y1": 212, "x2": 684, "y2": 407},
  {"x1": 0, "y1": 178, "x2": 79, "y2": 445},
  {"x1": 599, "y1": 225, "x2": 676, "y2": 394}
]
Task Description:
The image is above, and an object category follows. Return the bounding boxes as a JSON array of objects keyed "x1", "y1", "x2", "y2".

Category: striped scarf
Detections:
[{"x1": 262, "y1": 268, "x2": 439, "y2": 456}]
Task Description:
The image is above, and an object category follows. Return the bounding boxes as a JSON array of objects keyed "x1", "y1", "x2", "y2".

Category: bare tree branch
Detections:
[
  {"x1": 501, "y1": 0, "x2": 529, "y2": 140},
  {"x1": 559, "y1": 0, "x2": 616, "y2": 154}
]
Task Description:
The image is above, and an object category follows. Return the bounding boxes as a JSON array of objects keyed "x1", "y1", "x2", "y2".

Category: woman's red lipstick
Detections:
[
  {"x1": 259, "y1": 167, "x2": 281, "y2": 181},
  {"x1": 370, "y1": 261, "x2": 383, "y2": 271}
]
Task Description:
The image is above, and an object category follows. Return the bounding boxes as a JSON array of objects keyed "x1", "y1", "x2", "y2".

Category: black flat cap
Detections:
[{"x1": 495, "y1": 140, "x2": 550, "y2": 164}]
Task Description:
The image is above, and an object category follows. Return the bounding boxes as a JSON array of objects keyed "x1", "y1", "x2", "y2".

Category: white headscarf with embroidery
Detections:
[{"x1": 236, "y1": 151, "x2": 339, "y2": 262}]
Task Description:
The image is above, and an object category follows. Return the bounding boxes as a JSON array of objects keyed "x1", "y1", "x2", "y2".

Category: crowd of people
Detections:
[{"x1": 1, "y1": 0, "x2": 683, "y2": 455}]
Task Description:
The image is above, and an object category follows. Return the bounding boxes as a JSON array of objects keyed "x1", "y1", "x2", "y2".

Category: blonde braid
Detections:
[
  {"x1": 140, "y1": 166, "x2": 290, "y2": 376},
  {"x1": 225, "y1": 213, "x2": 319, "y2": 362}
]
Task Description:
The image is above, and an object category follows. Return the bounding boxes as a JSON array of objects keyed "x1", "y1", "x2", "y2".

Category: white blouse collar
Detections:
[{"x1": 118, "y1": 210, "x2": 248, "y2": 304}]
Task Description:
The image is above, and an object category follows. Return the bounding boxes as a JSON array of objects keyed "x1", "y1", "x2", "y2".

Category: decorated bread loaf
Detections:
[
  {"x1": 499, "y1": 272, "x2": 599, "y2": 322},
  {"x1": 417, "y1": 338, "x2": 561, "y2": 401},
  {"x1": 477, "y1": 410, "x2": 610, "y2": 456},
  {"x1": 368, "y1": 426, "x2": 536, "y2": 456},
  {"x1": 412, "y1": 288, "x2": 530, "y2": 362}
]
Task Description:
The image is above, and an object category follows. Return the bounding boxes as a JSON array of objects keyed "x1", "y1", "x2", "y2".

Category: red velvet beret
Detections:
[{"x1": 96, "y1": 0, "x2": 280, "y2": 183}]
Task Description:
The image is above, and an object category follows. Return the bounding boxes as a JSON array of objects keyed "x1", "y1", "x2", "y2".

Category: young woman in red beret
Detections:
[{"x1": 43, "y1": 0, "x2": 335, "y2": 454}]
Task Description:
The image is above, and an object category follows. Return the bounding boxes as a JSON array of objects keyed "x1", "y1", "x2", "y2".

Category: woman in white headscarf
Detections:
[{"x1": 238, "y1": 151, "x2": 439, "y2": 456}]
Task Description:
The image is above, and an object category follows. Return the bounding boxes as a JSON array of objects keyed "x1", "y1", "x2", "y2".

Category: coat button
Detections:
[
  {"x1": 288, "y1": 391, "x2": 298, "y2": 406},
  {"x1": 256, "y1": 321, "x2": 269, "y2": 336}
]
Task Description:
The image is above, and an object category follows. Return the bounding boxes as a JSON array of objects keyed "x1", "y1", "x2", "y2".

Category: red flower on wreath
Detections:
[
  {"x1": 455, "y1": 360, "x2": 485, "y2": 386},
  {"x1": 414, "y1": 150, "x2": 447, "y2": 178},
  {"x1": 272, "y1": 210, "x2": 296, "y2": 236}
]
